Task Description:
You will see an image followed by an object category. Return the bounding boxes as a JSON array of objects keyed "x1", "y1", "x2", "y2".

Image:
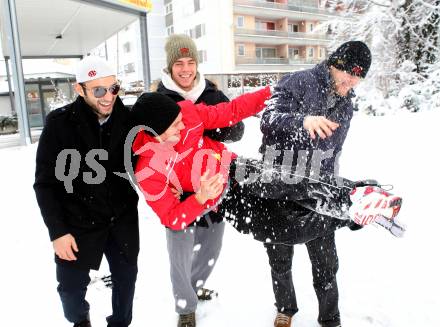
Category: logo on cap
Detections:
[
  {"x1": 88, "y1": 70, "x2": 97, "y2": 77},
  {"x1": 352, "y1": 66, "x2": 363, "y2": 75},
  {"x1": 180, "y1": 47, "x2": 190, "y2": 55}
]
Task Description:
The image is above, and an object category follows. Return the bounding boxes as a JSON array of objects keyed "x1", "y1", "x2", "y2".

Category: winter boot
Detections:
[
  {"x1": 73, "y1": 319, "x2": 91, "y2": 327},
  {"x1": 349, "y1": 185, "x2": 402, "y2": 225},
  {"x1": 196, "y1": 288, "x2": 218, "y2": 301},
  {"x1": 274, "y1": 312, "x2": 292, "y2": 327},
  {"x1": 177, "y1": 312, "x2": 196, "y2": 327}
]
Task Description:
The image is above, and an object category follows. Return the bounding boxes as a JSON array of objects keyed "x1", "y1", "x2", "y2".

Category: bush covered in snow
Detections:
[{"x1": 324, "y1": 0, "x2": 440, "y2": 114}]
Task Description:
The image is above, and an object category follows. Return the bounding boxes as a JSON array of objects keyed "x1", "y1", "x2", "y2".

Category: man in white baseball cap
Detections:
[
  {"x1": 34, "y1": 56, "x2": 140, "y2": 327},
  {"x1": 74, "y1": 56, "x2": 119, "y2": 122}
]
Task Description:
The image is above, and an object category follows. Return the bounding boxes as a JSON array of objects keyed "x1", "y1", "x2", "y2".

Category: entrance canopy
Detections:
[
  {"x1": 0, "y1": 0, "x2": 145, "y2": 58},
  {"x1": 0, "y1": 0, "x2": 151, "y2": 145}
]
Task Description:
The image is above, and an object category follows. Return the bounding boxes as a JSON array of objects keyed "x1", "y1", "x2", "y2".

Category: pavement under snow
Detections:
[{"x1": 1, "y1": 111, "x2": 439, "y2": 326}]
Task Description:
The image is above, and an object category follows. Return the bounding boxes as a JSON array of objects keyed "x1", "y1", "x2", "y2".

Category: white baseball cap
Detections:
[{"x1": 75, "y1": 56, "x2": 116, "y2": 83}]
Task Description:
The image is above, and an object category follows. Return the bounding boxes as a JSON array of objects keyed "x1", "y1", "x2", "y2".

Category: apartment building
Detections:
[
  {"x1": 165, "y1": 0, "x2": 335, "y2": 75},
  {"x1": 91, "y1": 0, "x2": 337, "y2": 91}
]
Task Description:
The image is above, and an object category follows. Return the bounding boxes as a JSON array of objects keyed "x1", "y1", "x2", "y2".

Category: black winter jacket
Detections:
[
  {"x1": 260, "y1": 61, "x2": 354, "y2": 175},
  {"x1": 34, "y1": 96, "x2": 139, "y2": 269},
  {"x1": 238, "y1": 62, "x2": 356, "y2": 243}
]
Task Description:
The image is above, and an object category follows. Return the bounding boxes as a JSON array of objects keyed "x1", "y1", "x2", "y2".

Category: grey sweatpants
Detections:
[{"x1": 166, "y1": 215, "x2": 225, "y2": 314}]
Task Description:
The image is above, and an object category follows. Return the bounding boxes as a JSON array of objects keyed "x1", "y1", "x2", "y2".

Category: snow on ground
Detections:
[{"x1": 1, "y1": 111, "x2": 439, "y2": 326}]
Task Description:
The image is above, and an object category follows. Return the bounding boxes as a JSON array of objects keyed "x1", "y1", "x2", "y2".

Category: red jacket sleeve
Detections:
[
  {"x1": 137, "y1": 169, "x2": 208, "y2": 230},
  {"x1": 193, "y1": 86, "x2": 271, "y2": 130}
]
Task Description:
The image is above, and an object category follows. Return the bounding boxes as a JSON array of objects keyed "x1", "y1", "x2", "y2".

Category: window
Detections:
[
  {"x1": 256, "y1": 47, "x2": 276, "y2": 58},
  {"x1": 167, "y1": 26, "x2": 174, "y2": 36},
  {"x1": 237, "y1": 16, "x2": 244, "y2": 28},
  {"x1": 166, "y1": 3, "x2": 173, "y2": 14},
  {"x1": 319, "y1": 47, "x2": 325, "y2": 58},
  {"x1": 309, "y1": 23, "x2": 314, "y2": 32},
  {"x1": 124, "y1": 63, "x2": 135, "y2": 74},
  {"x1": 123, "y1": 42, "x2": 131, "y2": 53},
  {"x1": 256, "y1": 20, "x2": 275, "y2": 31},
  {"x1": 289, "y1": 48, "x2": 299, "y2": 59},
  {"x1": 237, "y1": 44, "x2": 245, "y2": 56},
  {"x1": 193, "y1": 24, "x2": 205, "y2": 39},
  {"x1": 266, "y1": 22, "x2": 275, "y2": 30},
  {"x1": 308, "y1": 48, "x2": 314, "y2": 58},
  {"x1": 194, "y1": 0, "x2": 200, "y2": 12},
  {"x1": 288, "y1": 24, "x2": 299, "y2": 33},
  {"x1": 198, "y1": 50, "x2": 207, "y2": 63}
]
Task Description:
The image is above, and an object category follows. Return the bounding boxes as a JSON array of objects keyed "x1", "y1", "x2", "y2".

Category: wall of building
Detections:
[
  {"x1": 147, "y1": 0, "x2": 167, "y2": 80},
  {"x1": 90, "y1": 0, "x2": 167, "y2": 87},
  {"x1": 171, "y1": 0, "x2": 234, "y2": 74},
  {"x1": 234, "y1": 14, "x2": 256, "y2": 30},
  {"x1": 0, "y1": 96, "x2": 12, "y2": 116}
]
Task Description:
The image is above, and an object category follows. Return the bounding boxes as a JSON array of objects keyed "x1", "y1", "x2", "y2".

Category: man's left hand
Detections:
[{"x1": 303, "y1": 116, "x2": 339, "y2": 140}]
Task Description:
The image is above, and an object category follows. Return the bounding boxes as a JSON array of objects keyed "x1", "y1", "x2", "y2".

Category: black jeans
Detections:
[
  {"x1": 56, "y1": 236, "x2": 138, "y2": 326},
  {"x1": 264, "y1": 232, "x2": 341, "y2": 327}
]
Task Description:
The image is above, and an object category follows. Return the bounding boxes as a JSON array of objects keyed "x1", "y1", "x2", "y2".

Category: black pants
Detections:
[
  {"x1": 56, "y1": 236, "x2": 138, "y2": 326},
  {"x1": 264, "y1": 232, "x2": 341, "y2": 327}
]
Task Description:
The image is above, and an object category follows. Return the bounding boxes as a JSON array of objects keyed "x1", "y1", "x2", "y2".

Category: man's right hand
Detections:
[
  {"x1": 303, "y1": 116, "x2": 340, "y2": 140},
  {"x1": 195, "y1": 170, "x2": 225, "y2": 205},
  {"x1": 53, "y1": 233, "x2": 78, "y2": 261}
]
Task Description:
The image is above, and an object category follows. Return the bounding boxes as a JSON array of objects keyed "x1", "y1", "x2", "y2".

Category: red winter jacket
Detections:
[{"x1": 132, "y1": 86, "x2": 271, "y2": 230}]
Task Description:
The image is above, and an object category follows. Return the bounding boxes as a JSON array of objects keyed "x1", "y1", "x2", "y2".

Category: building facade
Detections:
[
  {"x1": 165, "y1": 0, "x2": 335, "y2": 75},
  {"x1": 93, "y1": 0, "x2": 337, "y2": 92}
]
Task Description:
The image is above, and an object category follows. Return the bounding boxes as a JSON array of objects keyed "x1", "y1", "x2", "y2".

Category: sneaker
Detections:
[
  {"x1": 73, "y1": 319, "x2": 91, "y2": 327},
  {"x1": 177, "y1": 312, "x2": 196, "y2": 327},
  {"x1": 349, "y1": 185, "x2": 402, "y2": 225},
  {"x1": 274, "y1": 312, "x2": 292, "y2": 327},
  {"x1": 196, "y1": 288, "x2": 218, "y2": 301}
]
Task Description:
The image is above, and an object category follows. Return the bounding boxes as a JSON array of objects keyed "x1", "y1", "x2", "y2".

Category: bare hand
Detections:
[
  {"x1": 303, "y1": 116, "x2": 339, "y2": 140},
  {"x1": 53, "y1": 233, "x2": 78, "y2": 261},
  {"x1": 170, "y1": 187, "x2": 182, "y2": 200},
  {"x1": 195, "y1": 170, "x2": 225, "y2": 205}
]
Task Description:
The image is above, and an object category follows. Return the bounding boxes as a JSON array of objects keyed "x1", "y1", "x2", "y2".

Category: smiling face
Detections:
[
  {"x1": 171, "y1": 57, "x2": 197, "y2": 91},
  {"x1": 156, "y1": 113, "x2": 185, "y2": 144},
  {"x1": 74, "y1": 75, "x2": 118, "y2": 119},
  {"x1": 329, "y1": 66, "x2": 361, "y2": 97}
]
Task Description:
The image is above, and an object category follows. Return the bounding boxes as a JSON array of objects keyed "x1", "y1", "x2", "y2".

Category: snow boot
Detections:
[
  {"x1": 196, "y1": 288, "x2": 218, "y2": 301},
  {"x1": 177, "y1": 312, "x2": 196, "y2": 327},
  {"x1": 73, "y1": 319, "x2": 91, "y2": 327},
  {"x1": 349, "y1": 185, "x2": 402, "y2": 225},
  {"x1": 274, "y1": 312, "x2": 292, "y2": 327}
]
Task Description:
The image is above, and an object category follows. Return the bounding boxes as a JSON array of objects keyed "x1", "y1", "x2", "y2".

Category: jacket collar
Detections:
[
  {"x1": 160, "y1": 69, "x2": 206, "y2": 103},
  {"x1": 69, "y1": 96, "x2": 128, "y2": 153}
]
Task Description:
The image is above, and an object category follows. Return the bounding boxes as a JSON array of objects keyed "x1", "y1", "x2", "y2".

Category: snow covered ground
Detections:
[{"x1": 1, "y1": 111, "x2": 439, "y2": 326}]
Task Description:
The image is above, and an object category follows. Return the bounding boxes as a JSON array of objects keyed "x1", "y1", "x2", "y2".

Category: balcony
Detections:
[
  {"x1": 236, "y1": 56, "x2": 321, "y2": 66},
  {"x1": 236, "y1": 57, "x2": 290, "y2": 65},
  {"x1": 233, "y1": 0, "x2": 336, "y2": 19},
  {"x1": 234, "y1": 28, "x2": 330, "y2": 46},
  {"x1": 235, "y1": 28, "x2": 329, "y2": 40}
]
